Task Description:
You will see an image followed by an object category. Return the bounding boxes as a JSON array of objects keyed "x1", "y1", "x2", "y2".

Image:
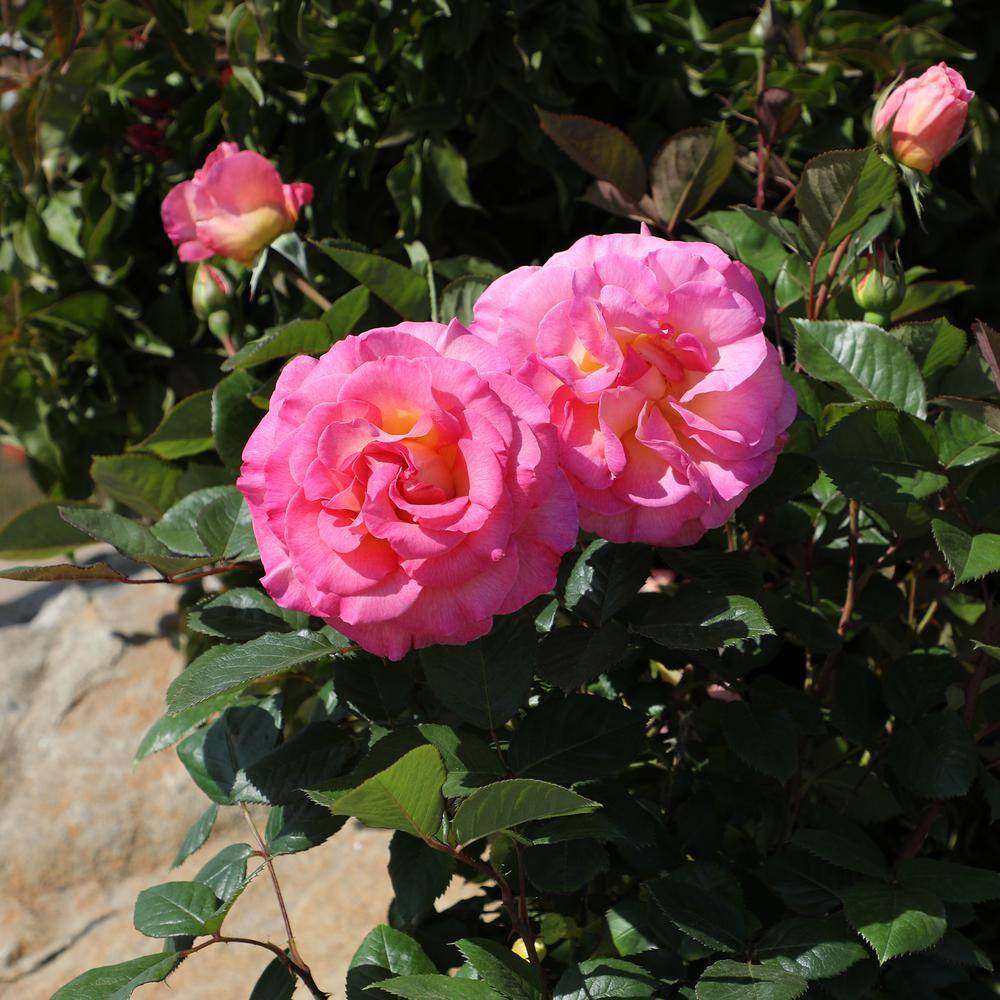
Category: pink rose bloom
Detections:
[
  {"x1": 237, "y1": 321, "x2": 578, "y2": 660},
  {"x1": 161, "y1": 142, "x2": 313, "y2": 265},
  {"x1": 470, "y1": 230, "x2": 797, "y2": 546},
  {"x1": 874, "y1": 63, "x2": 974, "y2": 173}
]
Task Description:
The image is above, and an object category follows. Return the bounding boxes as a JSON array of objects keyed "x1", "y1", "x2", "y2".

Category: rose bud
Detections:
[
  {"x1": 852, "y1": 253, "x2": 906, "y2": 325},
  {"x1": 161, "y1": 142, "x2": 313, "y2": 265},
  {"x1": 757, "y1": 88, "x2": 800, "y2": 146},
  {"x1": 191, "y1": 263, "x2": 233, "y2": 320},
  {"x1": 874, "y1": 62, "x2": 974, "y2": 173}
]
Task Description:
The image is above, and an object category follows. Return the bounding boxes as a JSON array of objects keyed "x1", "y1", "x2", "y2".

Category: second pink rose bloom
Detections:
[
  {"x1": 161, "y1": 142, "x2": 313, "y2": 265},
  {"x1": 469, "y1": 230, "x2": 797, "y2": 547}
]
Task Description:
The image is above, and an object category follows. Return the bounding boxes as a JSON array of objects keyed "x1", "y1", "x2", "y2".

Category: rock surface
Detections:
[{"x1": 0, "y1": 572, "x2": 401, "y2": 999}]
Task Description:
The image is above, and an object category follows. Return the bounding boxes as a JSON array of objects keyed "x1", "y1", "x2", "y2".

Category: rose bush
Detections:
[
  {"x1": 0, "y1": 3, "x2": 998, "y2": 1000},
  {"x1": 239, "y1": 321, "x2": 577, "y2": 658}
]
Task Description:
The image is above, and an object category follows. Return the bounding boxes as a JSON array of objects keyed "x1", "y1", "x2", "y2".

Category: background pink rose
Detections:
[
  {"x1": 874, "y1": 62, "x2": 974, "y2": 172},
  {"x1": 161, "y1": 142, "x2": 313, "y2": 264},
  {"x1": 238, "y1": 321, "x2": 578, "y2": 659},
  {"x1": 470, "y1": 230, "x2": 797, "y2": 546}
]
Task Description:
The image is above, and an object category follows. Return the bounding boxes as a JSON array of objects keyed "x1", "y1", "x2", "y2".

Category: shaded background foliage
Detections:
[{"x1": 2, "y1": 2, "x2": 1000, "y2": 999}]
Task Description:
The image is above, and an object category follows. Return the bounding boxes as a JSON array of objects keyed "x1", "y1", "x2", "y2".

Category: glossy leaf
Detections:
[
  {"x1": 133, "y1": 880, "x2": 219, "y2": 937},
  {"x1": 134, "y1": 391, "x2": 214, "y2": 459},
  {"x1": 452, "y1": 779, "x2": 599, "y2": 844},
  {"x1": 650, "y1": 124, "x2": 736, "y2": 230},
  {"x1": 842, "y1": 881, "x2": 946, "y2": 964}
]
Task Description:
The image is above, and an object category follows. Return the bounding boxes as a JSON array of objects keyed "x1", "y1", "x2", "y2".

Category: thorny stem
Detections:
[
  {"x1": 897, "y1": 802, "x2": 944, "y2": 864},
  {"x1": 423, "y1": 837, "x2": 543, "y2": 983},
  {"x1": 114, "y1": 563, "x2": 246, "y2": 585},
  {"x1": 180, "y1": 934, "x2": 327, "y2": 998},
  {"x1": 514, "y1": 840, "x2": 543, "y2": 978},
  {"x1": 837, "y1": 499, "x2": 860, "y2": 637},
  {"x1": 239, "y1": 805, "x2": 325, "y2": 997},
  {"x1": 812, "y1": 234, "x2": 852, "y2": 320},
  {"x1": 754, "y1": 57, "x2": 769, "y2": 210},
  {"x1": 273, "y1": 252, "x2": 333, "y2": 311}
]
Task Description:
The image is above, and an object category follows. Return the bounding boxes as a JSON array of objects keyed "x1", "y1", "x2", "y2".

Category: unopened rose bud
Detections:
[
  {"x1": 852, "y1": 254, "x2": 906, "y2": 325},
  {"x1": 757, "y1": 88, "x2": 800, "y2": 145},
  {"x1": 748, "y1": 0, "x2": 785, "y2": 55},
  {"x1": 873, "y1": 63, "x2": 974, "y2": 173},
  {"x1": 191, "y1": 263, "x2": 233, "y2": 320}
]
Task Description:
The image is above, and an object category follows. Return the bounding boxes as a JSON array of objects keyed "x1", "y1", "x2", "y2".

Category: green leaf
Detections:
[
  {"x1": 525, "y1": 839, "x2": 609, "y2": 893},
  {"x1": 538, "y1": 622, "x2": 630, "y2": 693},
  {"x1": 889, "y1": 318, "x2": 967, "y2": 383},
  {"x1": 508, "y1": 694, "x2": 644, "y2": 784},
  {"x1": 421, "y1": 613, "x2": 536, "y2": 730},
  {"x1": 330, "y1": 744, "x2": 446, "y2": 838},
  {"x1": 213, "y1": 370, "x2": 262, "y2": 472},
  {"x1": 691, "y1": 210, "x2": 788, "y2": 283},
  {"x1": 882, "y1": 650, "x2": 955, "y2": 722},
  {"x1": 50, "y1": 953, "x2": 182, "y2": 1000},
  {"x1": 133, "y1": 880, "x2": 219, "y2": 937},
  {"x1": 695, "y1": 960, "x2": 808, "y2": 1000},
  {"x1": 247, "y1": 721, "x2": 357, "y2": 805},
  {"x1": 646, "y1": 862, "x2": 748, "y2": 953},
  {"x1": 815, "y1": 408, "x2": 947, "y2": 505},
  {"x1": 59, "y1": 507, "x2": 205, "y2": 576},
  {"x1": 758, "y1": 916, "x2": 869, "y2": 980},
  {"x1": 791, "y1": 826, "x2": 887, "y2": 879},
  {"x1": 606, "y1": 898, "x2": 663, "y2": 957},
  {"x1": 439, "y1": 275, "x2": 491, "y2": 326},
  {"x1": 135, "y1": 692, "x2": 239, "y2": 762},
  {"x1": 346, "y1": 924, "x2": 436, "y2": 1000},
  {"x1": 428, "y1": 139, "x2": 481, "y2": 210},
  {"x1": 650, "y1": 124, "x2": 736, "y2": 230},
  {"x1": 370, "y1": 976, "x2": 505, "y2": 1000},
  {"x1": 794, "y1": 320, "x2": 926, "y2": 417},
  {"x1": 315, "y1": 242, "x2": 430, "y2": 320},
  {"x1": 91, "y1": 453, "x2": 182, "y2": 518},
  {"x1": 417, "y1": 724, "x2": 505, "y2": 796},
  {"x1": 455, "y1": 938, "x2": 544, "y2": 1000},
  {"x1": 896, "y1": 859, "x2": 1000, "y2": 903},
  {"x1": 452, "y1": 779, "x2": 599, "y2": 844},
  {"x1": 167, "y1": 630, "x2": 343, "y2": 714},
  {"x1": 0, "y1": 561, "x2": 129, "y2": 583},
  {"x1": 842, "y1": 881, "x2": 946, "y2": 964},
  {"x1": 249, "y1": 957, "x2": 297, "y2": 1000},
  {"x1": 333, "y1": 654, "x2": 415, "y2": 722},
  {"x1": 266, "y1": 795, "x2": 345, "y2": 855},
  {"x1": 171, "y1": 803, "x2": 218, "y2": 868},
  {"x1": 762, "y1": 849, "x2": 854, "y2": 917},
  {"x1": 932, "y1": 517, "x2": 1000, "y2": 585},
  {"x1": 891, "y1": 279, "x2": 973, "y2": 323},
  {"x1": 536, "y1": 108, "x2": 647, "y2": 204},
  {"x1": 177, "y1": 703, "x2": 281, "y2": 804},
  {"x1": 194, "y1": 843, "x2": 253, "y2": 903},
  {"x1": 633, "y1": 590, "x2": 773, "y2": 650},
  {"x1": 553, "y1": 958, "x2": 657, "y2": 999},
  {"x1": 195, "y1": 488, "x2": 258, "y2": 561},
  {"x1": 888, "y1": 710, "x2": 978, "y2": 799},
  {"x1": 186, "y1": 588, "x2": 309, "y2": 642},
  {"x1": 224, "y1": 285, "x2": 369, "y2": 369},
  {"x1": 720, "y1": 701, "x2": 798, "y2": 783},
  {"x1": 151, "y1": 486, "x2": 235, "y2": 556},
  {"x1": 0, "y1": 500, "x2": 92, "y2": 558},
  {"x1": 134, "y1": 391, "x2": 214, "y2": 459},
  {"x1": 796, "y1": 148, "x2": 897, "y2": 254},
  {"x1": 389, "y1": 832, "x2": 455, "y2": 924},
  {"x1": 564, "y1": 540, "x2": 652, "y2": 625}
]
